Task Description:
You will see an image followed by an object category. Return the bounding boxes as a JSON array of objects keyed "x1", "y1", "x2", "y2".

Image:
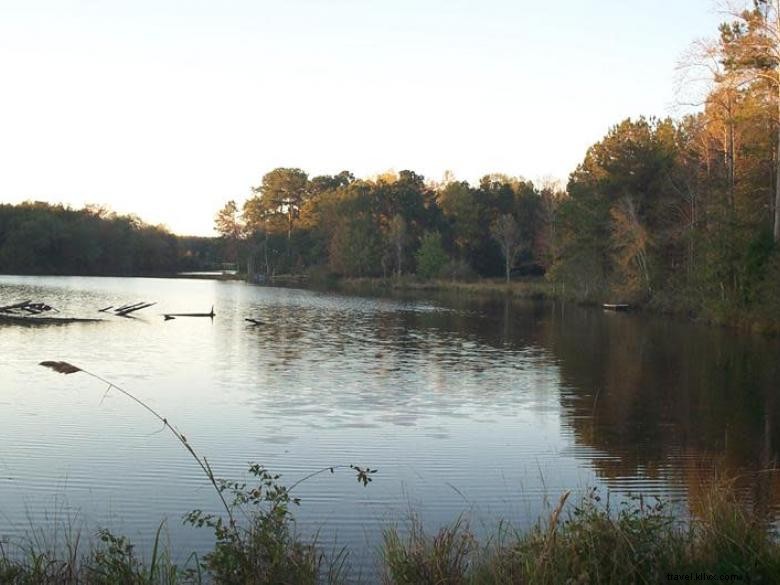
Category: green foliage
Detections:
[
  {"x1": 227, "y1": 168, "x2": 553, "y2": 280},
  {"x1": 323, "y1": 184, "x2": 383, "y2": 277},
  {"x1": 183, "y1": 462, "x2": 374, "y2": 584},
  {"x1": 551, "y1": 117, "x2": 675, "y2": 301},
  {"x1": 244, "y1": 168, "x2": 310, "y2": 239},
  {"x1": 415, "y1": 231, "x2": 449, "y2": 279},
  {"x1": 743, "y1": 229, "x2": 776, "y2": 304},
  {"x1": 0, "y1": 524, "x2": 194, "y2": 585},
  {"x1": 184, "y1": 464, "x2": 320, "y2": 585},
  {"x1": 0, "y1": 202, "x2": 215, "y2": 276}
]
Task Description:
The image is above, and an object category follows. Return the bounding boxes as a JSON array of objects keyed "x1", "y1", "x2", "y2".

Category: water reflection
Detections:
[
  {"x1": 539, "y1": 301, "x2": 780, "y2": 516},
  {"x1": 1, "y1": 275, "x2": 778, "y2": 567}
]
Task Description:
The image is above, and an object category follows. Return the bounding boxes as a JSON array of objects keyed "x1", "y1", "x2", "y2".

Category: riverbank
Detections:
[
  {"x1": 2, "y1": 481, "x2": 777, "y2": 584},
  {"x1": 330, "y1": 275, "x2": 553, "y2": 301},
  {"x1": 324, "y1": 276, "x2": 780, "y2": 335}
]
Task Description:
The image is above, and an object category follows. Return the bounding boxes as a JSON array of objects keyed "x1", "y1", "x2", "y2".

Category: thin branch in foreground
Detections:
[{"x1": 39, "y1": 360, "x2": 238, "y2": 536}]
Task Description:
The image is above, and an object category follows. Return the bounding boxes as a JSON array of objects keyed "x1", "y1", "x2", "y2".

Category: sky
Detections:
[{"x1": 0, "y1": 0, "x2": 728, "y2": 236}]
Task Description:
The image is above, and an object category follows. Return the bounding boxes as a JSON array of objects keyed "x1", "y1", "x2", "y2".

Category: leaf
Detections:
[{"x1": 39, "y1": 361, "x2": 82, "y2": 374}]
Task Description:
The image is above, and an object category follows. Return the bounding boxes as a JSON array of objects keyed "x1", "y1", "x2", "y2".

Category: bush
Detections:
[{"x1": 415, "y1": 232, "x2": 448, "y2": 279}]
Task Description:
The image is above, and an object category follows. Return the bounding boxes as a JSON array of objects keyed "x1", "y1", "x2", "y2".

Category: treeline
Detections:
[
  {"x1": 216, "y1": 168, "x2": 557, "y2": 282},
  {"x1": 553, "y1": 2, "x2": 780, "y2": 325},
  {"x1": 217, "y1": 4, "x2": 780, "y2": 328},
  {"x1": 0, "y1": 202, "x2": 219, "y2": 275}
]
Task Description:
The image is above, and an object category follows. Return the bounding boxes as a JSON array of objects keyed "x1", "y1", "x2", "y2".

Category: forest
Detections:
[
  {"x1": 213, "y1": 3, "x2": 780, "y2": 329},
  {"x1": 0, "y1": 202, "x2": 219, "y2": 275}
]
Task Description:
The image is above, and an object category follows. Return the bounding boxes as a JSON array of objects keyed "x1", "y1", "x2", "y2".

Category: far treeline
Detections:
[
  {"x1": 216, "y1": 4, "x2": 780, "y2": 329},
  {"x1": 0, "y1": 202, "x2": 220, "y2": 275}
]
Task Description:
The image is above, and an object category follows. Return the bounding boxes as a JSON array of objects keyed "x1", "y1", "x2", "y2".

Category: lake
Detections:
[{"x1": 1, "y1": 275, "x2": 779, "y2": 574}]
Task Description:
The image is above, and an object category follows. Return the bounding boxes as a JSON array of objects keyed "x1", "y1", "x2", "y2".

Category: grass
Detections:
[
  {"x1": 2, "y1": 483, "x2": 779, "y2": 584},
  {"x1": 381, "y1": 486, "x2": 780, "y2": 585},
  {"x1": 336, "y1": 276, "x2": 554, "y2": 301},
  {"x1": 0, "y1": 521, "x2": 191, "y2": 585}
]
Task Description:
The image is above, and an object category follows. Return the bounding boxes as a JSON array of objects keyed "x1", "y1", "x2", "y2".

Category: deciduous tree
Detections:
[{"x1": 490, "y1": 214, "x2": 523, "y2": 283}]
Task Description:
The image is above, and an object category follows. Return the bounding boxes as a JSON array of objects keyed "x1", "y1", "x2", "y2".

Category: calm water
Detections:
[{"x1": 1, "y1": 275, "x2": 779, "y2": 572}]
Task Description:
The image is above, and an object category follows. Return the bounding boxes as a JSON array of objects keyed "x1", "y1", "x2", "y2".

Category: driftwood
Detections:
[
  {"x1": 164, "y1": 306, "x2": 215, "y2": 320},
  {"x1": 0, "y1": 300, "x2": 58, "y2": 316},
  {"x1": 0, "y1": 300, "x2": 33, "y2": 312},
  {"x1": 103, "y1": 301, "x2": 156, "y2": 316},
  {"x1": 115, "y1": 301, "x2": 147, "y2": 312},
  {"x1": 0, "y1": 300, "x2": 100, "y2": 325},
  {"x1": 245, "y1": 318, "x2": 264, "y2": 325},
  {"x1": 22, "y1": 302, "x2": 56, "y2": 314},
  {"x1": 0, "y1": 314, "x2": 102, "y2": 325},
  {"x1": 115, "y1": 302, "x2": 155, "y2": 316}
]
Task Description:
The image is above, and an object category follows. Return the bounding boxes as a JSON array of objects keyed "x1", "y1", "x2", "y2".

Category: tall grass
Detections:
[
  {"x1": 3, "y1": 483, "x2": 779, "y2": 584},
  {"x1": 381, "y1": 486, "x2": 780, "y2": 585},
  {"x1": 0, "y1": 521, "x2": 193, "y2": 585}
]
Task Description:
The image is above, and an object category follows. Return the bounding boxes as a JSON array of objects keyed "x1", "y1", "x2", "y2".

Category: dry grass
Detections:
[
  {"x1": 382, "y1": 485, "x2": 780, "y2": 585},
  {"x1": 338, "y1": 276, "x2": 553, "y2": 300}
]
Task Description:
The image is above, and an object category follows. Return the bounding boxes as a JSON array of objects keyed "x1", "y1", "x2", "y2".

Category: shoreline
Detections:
[
  {"x1": 2, "y1": 482, "x2": 777, "y2": 584},
  {"x1": 323, "y1": 276, "x2": 780, "y2": 335},
  {"x1": 3, "y1": 271, "x2": 778, "y2": 334}
]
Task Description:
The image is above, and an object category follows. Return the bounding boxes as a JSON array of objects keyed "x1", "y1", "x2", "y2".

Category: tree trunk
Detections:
[
  {"x1": 727, "y1": 114, "x2": 736, "y2": 212},
  {"x1": 775, "y1": 88, "x2": 780, "y2": 240},
  {"x1": 505, "y1": 254, "x2": 510, "y2": 284},
  {"x1": 264, "y1": 230, "x2": 270, "y2": 275}
]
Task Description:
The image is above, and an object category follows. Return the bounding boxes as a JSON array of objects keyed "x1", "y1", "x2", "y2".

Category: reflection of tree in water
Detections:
[
  {"x1": 237, "y1": 295, "x2": 559, "y2": 431},
  {"x1": 237, "y1": 292, "x2": 779, "y2": 516},
  {"x1": 245, "y1": 295, "x2": 550, "y2": 373},
  {"x1": 542, "y1": 303, "x2": 780, "y2": 516}
]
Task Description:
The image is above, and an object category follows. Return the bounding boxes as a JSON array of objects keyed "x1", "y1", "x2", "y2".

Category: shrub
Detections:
[{"x1": 415, "y1": 232, "x2": 448, "y2": 279}]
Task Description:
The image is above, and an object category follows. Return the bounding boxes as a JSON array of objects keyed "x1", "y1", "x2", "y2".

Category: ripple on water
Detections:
[{"x1": 1, "y1": 275, "x2": 779, "y2": 575}]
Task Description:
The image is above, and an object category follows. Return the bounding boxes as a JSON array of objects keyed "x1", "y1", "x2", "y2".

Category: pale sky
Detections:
[{"x1": 0, "y1": 0, "x2": 725, "y2": 236}]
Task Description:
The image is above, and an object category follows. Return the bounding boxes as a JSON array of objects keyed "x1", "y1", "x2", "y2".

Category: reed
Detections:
[
  {"x1": 0, "y1": 520, "x2": 192, "y2": 585},
  {"x1": 381, "y1": 485, "x2": 780, "y2": 585}
]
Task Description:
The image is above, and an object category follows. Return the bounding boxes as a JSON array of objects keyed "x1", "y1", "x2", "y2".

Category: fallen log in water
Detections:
[
  {"x1": 1, "y1": 299, "x2": 99, "y2": 324},
  {"x1": 0, "y1": 314, "x2": 103, "y2": 325},
  {"x1": 245, "y1": 318, "x2": 264, "y2": 325},
  {"x1": 115, "y1": 302, "x2": 155, "y2": 316},
  {"x1": 0, "y1": 300, "x2": 33, "y2": 312},
  {"x1": 163, "y1": 306, "x2": 215, "y2": 320},
  {"x1": 0, "y1": 300, "x2": 57, "y2": 316}
]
